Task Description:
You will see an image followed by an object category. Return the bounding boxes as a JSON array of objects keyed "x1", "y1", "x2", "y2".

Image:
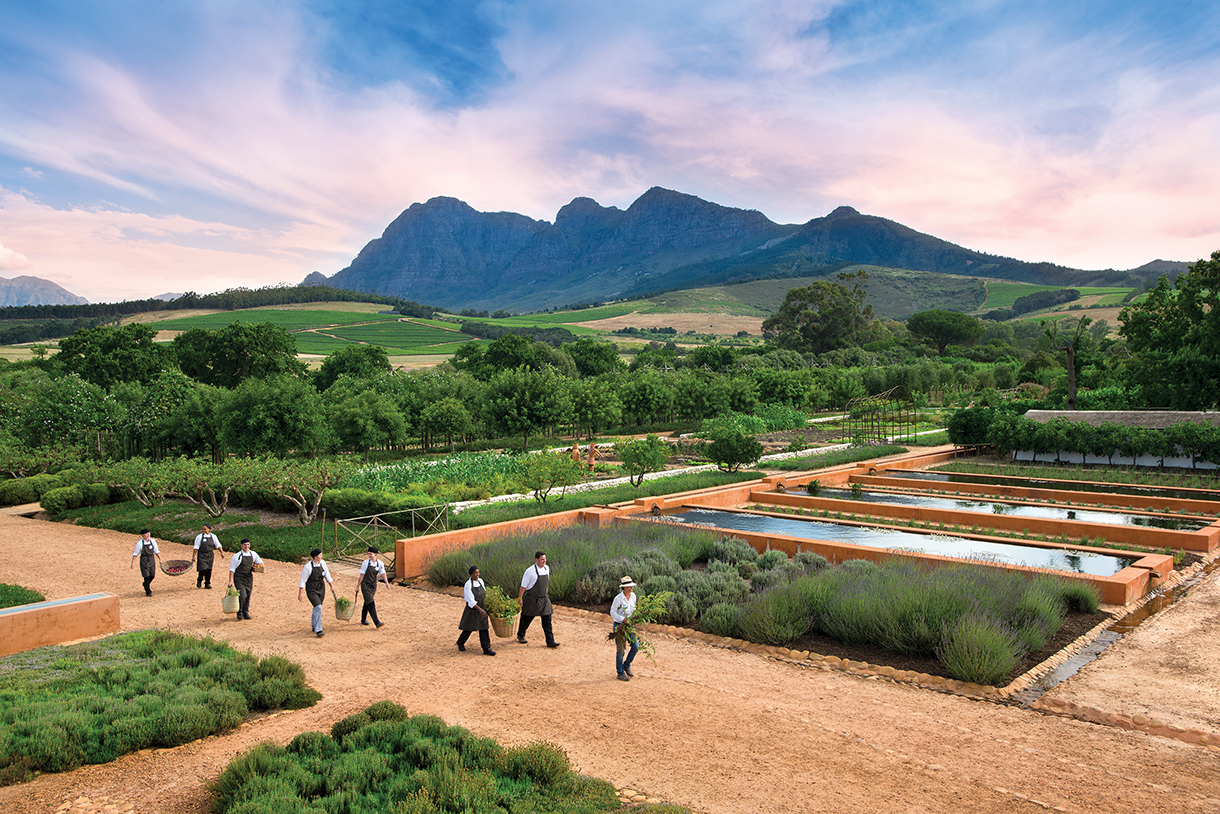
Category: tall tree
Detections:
[
  {"x1": 762, "y1": 272, "x2": 873, "y2": 354},
  {"x1": 218, "y1": 375, "x2": 331, "y2": 456},
  {"x1": 174, "y1": 321, "x2": 306, "y2": 388},
  {"x1": 1119, "y1": 249, "x2": 1220, "y2": 409},
  {"x1": 906, "y1": 310, "x2": 983, "y2": 355},
  {"x1": 314, "y1": 345, "x2": 392, "y2": 391},
  {"x1": 55, "y1": 323, "x2": 173, "y2": 389}
]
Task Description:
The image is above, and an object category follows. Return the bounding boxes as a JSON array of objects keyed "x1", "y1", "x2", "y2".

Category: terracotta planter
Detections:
[
  {"x1": 221, "y1": 594, "x2": 240, "y2": 614},
  {"x1": 489, "y1": 616, "x2": 511, "y2": 638}
]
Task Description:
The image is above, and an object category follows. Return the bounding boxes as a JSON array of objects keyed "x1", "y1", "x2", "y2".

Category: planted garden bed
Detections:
[{"x1": 425, "y1": 522, "x2": 1103, "y2": 686}]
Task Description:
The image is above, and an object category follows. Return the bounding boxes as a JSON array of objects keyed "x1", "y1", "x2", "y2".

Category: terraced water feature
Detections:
[
  {"x1": 812, "y1": 487, "x2": 1210, "y2": 531},
  {"x1": 652, "y1": 507, "x2": 1138, "y2": 576},
  {"x1": 882, "y1": 469, "x2": 1220, "y2": 503}
]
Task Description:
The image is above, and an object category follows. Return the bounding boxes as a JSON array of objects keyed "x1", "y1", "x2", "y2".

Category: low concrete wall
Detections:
[{"x1": 0, "y1": 593, "x2": 120, "y2": 656}]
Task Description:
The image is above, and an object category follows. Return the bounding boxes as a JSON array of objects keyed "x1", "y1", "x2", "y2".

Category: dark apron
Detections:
[
  {"x1": 234, "y1": 552, "x2": 254, "y2": 589},
  {"x1": 305, "y1": 562, "x2": 326, "y2": 607},
  {"x1": 361, "y1": 562, "x2": 380, "y2": 603},
  {"x1": 139, "y1": 541, "x2": 156, "y2": 579},
  {"x1": 459, "y1": 581, "x2": 488, "y2": 631},
  {"x1": 522, "y1": 566, "x2": 552, "y2": 616},
  {"x1": 196, "y1": 535, "x2": 217, "y2": 571}
]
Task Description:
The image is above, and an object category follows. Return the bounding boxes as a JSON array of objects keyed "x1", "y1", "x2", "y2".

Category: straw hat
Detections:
[{"x1": 619, "y1": 576, "x2": 636, "y2": 588}]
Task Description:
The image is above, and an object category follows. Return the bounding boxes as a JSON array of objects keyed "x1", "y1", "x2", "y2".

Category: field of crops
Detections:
[
  {"x1": 152, "y1": 309, "x2": 400, "y2": 331},
  {"x1": 981, "y1": 283, "x2": 1135, "y2": 311},
  {"x1": 324, "y1": 320, "x2": 476, "y2": 349}
]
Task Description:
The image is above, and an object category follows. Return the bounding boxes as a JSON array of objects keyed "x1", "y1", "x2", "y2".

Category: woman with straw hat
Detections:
[{"x1": 610, "y1": 575, "x2": 639, "y2": 681}]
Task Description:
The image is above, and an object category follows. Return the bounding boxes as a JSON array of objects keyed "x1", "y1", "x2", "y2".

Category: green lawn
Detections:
[{"x1": 152, "y1": 309, "x2": 400, "y2": 331}]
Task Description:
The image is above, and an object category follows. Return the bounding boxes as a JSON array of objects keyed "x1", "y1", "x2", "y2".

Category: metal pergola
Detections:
[{"x1": 843, "y1": 386, "x2": 917, "y2": 445}]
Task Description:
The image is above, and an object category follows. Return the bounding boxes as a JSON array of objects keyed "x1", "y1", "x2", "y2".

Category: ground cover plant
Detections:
[
  {"x1": 210, "y1": 700, "x2": 677, "y2": 814},
  {"x1": 0, "y1": 583, "x2": 44, "y2": 609},
  {"x1": 0, "y1": 630, "x2": 320, "y2": 785}
]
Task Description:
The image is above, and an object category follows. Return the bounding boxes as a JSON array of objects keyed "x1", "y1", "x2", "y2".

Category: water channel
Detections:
[
  {"x1": 881, "y1": 469, "x2": 1220, "y2": 503},
  {"x1": 653, "y1": 508, "x2": 1138, "y2": 576},
  {"x1": 806, "y1": 487, "x2": 1209, "y2": 530}
]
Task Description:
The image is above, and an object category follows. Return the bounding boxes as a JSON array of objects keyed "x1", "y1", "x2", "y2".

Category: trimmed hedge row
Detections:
[{"x1": 948, "y1": 408, "x2": 1220, "y2": 467}]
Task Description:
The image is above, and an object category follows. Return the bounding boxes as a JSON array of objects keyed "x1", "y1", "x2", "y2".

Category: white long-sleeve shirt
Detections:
[
  {"x1": 463, "y1": 577, "x2": 485, "y2": 608},
  {"x1": 610, "y1": 591, "x2": 637, "y2": 624},
  {"x1": 299, "y1": 559, "x2": 334, "y2": 588},
  {"x1": 229, "y1": 550, "x2": 263, "y2": 572}
]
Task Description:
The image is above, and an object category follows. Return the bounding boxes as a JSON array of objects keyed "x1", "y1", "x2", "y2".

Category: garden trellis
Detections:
[{"x1": 843, "y1": 385, "x2": 917, "y2": 445}]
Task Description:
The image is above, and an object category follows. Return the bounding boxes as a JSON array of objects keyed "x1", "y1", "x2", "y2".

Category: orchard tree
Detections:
[
  {"x1": 20, "y1": 374, "x2": 120, "y2": 454},
  {"x1": 570, "y1": 377, "x2": 623, "y2": 439},
  {"x1": 419, "y1": 397, "x2": 473, "y2": 452},
  {"x1": 482, "y1": 367, "x2": 572, "y2": 448},
  {"x1": 314, "y1": 345, "x2": 392, "y2": 391},
  {"x1": 762, "y1": 272, "x2": 873, "y2": 353},
  {"x1": 175, "y1": 321, "x2": 306, "y2": 388},
  {"x1": 326, "y1": 388, "x2": 409, "y2": 460},
  {"x1": 55, "y1": 323, "x2": 173, "y2": 389},
  {"x1": 218, "y1": 375, "x2": 331, "y2": 456},
  {"x1": 562, "y1": 337, "x2": 626, "y2": 377},
  {"x1": 243, "y1": 456, "x2": 357, "y2": 525},
  {"x1": 906, "y1": 310, "x2": 983, "y2": 356},
  {"x1": 521, "y1": 451, "x2": 584, "y2": 503},
  {"x1": 618, "y1": 434, "x2": 670, "y2": 486}
]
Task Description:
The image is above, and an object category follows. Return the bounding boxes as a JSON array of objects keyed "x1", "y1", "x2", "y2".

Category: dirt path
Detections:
[{"x1": 2, "y1": 513, "x2": 1219, "y2": 814}]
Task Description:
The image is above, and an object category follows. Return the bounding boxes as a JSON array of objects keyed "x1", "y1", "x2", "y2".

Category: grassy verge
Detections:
[
  {"x1": 0, "y1": 630, "x2": 320, "y2": 785},
  {"x1": 211, "y1": 701, "x2": 673, "y2": 814},
  {"x1": 765, "y1": 445, "x2": 909, "y2": 471},
  {"x1": 0, "y1": 584, "x2": 44, "y2": 609}
]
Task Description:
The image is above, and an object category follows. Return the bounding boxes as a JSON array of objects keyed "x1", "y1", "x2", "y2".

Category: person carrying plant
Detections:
[
  {"x1": 516, "y1": 550, "x2": 560, "y2": 647},
  {"x1": 190, "y1": 522, "x2": 223, "y2": 589},
  {"x1": 358, "y1": 546, "x2": 390, "y2": 629},
  {"x1": 298, "y1": 548, "x2": 338, "y2": 638},
  {"x1": 610, "y1": 575, "x2": 639, "y2": 681},
  {"x1": 456, "y1": 565, "x2": 495, "y2": 656},
  {"x1": 227, "y1": 538, "x2": 263, "y2": 620},
  {"x1": 129, "y1": 529, "x2": 162, "y2": 597}
]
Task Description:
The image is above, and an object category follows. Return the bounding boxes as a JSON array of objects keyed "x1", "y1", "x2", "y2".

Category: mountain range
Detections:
[
  {"x1": 305, "y1": 187, "x2": 1181, "y2": 313},
  {"x1": 0, "y1": 275, "x2": 88, "y2": 307}
]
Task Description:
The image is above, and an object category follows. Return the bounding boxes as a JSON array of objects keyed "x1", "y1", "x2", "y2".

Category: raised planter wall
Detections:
[{"x1": 0, "y1": 593, "x2": 120, "y2": 657}]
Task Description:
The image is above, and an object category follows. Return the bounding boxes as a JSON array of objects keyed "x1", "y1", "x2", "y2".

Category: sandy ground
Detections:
[{"x1": 2, "y1": 512, "x2": 1220, "y2": 814}]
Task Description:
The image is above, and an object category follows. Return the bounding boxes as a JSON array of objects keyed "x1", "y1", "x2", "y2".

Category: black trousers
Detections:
[
  {"x1": 196, "y1": 567, "x2": 213, "y2": 587},
  {"x1": 517, "y1": 613, "x2": 555, "y2": 644},
  {"x1": 361, "y1": 597, "x2": 381, "y2": 626},
  {"x1": 457, "y1": 628, "x2": 492, "y2": 652},
  {"x1": 235, "y1": 577, "x2": 253, "y2": 617},
  {"x1": 141, "y1": 570, "x2": 154, "y2": 595}
]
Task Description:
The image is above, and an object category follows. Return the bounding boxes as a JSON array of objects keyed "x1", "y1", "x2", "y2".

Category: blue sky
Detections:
[{"x1": 0, "y1": 0, "x2": 1217, "y2": 302}]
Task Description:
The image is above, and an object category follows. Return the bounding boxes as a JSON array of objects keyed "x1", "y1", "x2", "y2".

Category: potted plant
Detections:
[
  {"x1": 221, "y1": 586, "x2": 240, "y2": 615},
  {"x1": 335, "y1": 595, "x2": 355, "y2": 621},
  {"x1": 481, "y1": 585, "x2": 518, "y2": 638}
]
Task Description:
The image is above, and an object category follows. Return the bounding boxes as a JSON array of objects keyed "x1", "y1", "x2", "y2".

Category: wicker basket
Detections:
[
  {"x1": 221, "y1": 594, "x2": 240, "y2": 614},
  {"x1": 489, "y1": 616, "x2": 511, "y2": 639},
  {"x1": 335, "y1": 601, "x2": 355, "y2": 621},
  {"x1": 160, "y1": 559, "x2": 192, "y2": 577}
]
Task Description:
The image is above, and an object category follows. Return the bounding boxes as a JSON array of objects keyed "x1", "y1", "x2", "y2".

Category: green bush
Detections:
[
  {"x1": 0, "y1": 583, "x2": 44, "y2": 609},
  {"x1": 40, "y1": 485, "x2": 84, "y2": 515},
  {"x1": 82, "y1": 483, "x2": 112, "y2": 506},
  {"x1": 0, "y1": 478, "x2": 38, "y2": 506},
  {"x1": 936, "y1": 614, "x2": 1022, "y2": 685},
  {"x1": 700, "y1": 602, "x2": 741, "y2": 637},
  {"x1": 660, "y1": 591, "x2": 697, "y2": 626},
  {"x1": 793, "y1": 551, "x2": 829, "y2": 572},
  {"x1": 505, "y1": 741, "x2": 571, "y2": 786},
  {"x1": 756, "y1": 549, "x2": 788, "y2": 571},
  {"x1": 330, "y1": 712, "x2": 373, "y2": 742}
]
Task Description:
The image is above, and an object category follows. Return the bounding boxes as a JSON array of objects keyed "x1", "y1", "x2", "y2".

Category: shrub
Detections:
[
  {"x1": 936, "y1": 614, "x2": 1023, "y2": 686},
  {"x1": 330, "y1": 712, "x2": 373, "y2": 742},
  {"x1": 505, "y1": 741, "x2": 570, "y2": 786},
  {"x1": 1058, "y1": 580, "x2": 1101, "y2": 613},
  {"x1": 736, "y1": 584, "x2": 812, "y2": 646},
  {"x1": 82, "y1": 482, "x2": 112, "y2": 506},
  {"x1": 0, "y1": 583, "x2": 44, "y2": 609},
  {"x1": 40, "y1": 485, "x2": 84, "y2": 515},
  {"x1": 793, "y1": 551, "x2": 829, "y2": 572},
  {"x1": 702, "y1": 536, "x2": 758, "y2": 565},
  {"x1": 365, "y1": 700, "x2": 411, "y2": 723},
  {"x1": 641, "y1": 575, "x2": 677, "y2": 596},
  {"x1": 700, "y1": 602, "x2": 741, "y2": 637},
  {"x1": 0, "y1": 478, "x2": 38, "y2": 506},
  {"x1": 660, "y1": 591, "x2": 697, "y2": 626},
  {"x1": 756, "y1": 549, "x2": 788, "y2": 571}
]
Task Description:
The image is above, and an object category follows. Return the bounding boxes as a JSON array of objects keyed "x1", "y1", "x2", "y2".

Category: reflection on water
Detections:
[
  {"x1": 657, "y1": 508, "x2": 1137, "y2": 576},
  {"x1": 809, "y1": 487, "x2": 1207, "y2": 531},
  {"x1": 885, "y1": 469, "x2": 1220, "y2": 503}
]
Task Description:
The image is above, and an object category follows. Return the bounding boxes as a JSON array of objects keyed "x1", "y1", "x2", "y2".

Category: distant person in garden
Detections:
[
  {"x1": 190, "y1": 522, "x2": 223, "y2": 589},
  {"x1": 358, "y1": 546, "x2": 390, "y2": 628},
  {"x1": 227, "y1": 538, "x2": 263, "y2": 620},
  {"x1": 457, "y1": 565, "x2": 495, "y2": 655},
  {"x1": 610, "y1": 575, "x2": 639, "y2": 681},
  {"x1": 298, "y1": 548, "x2": 337, "y2": 638},
  {"x1": 516, "y1": 550, "x2": 559, "y2": 647},
  {"x1": 129, "y1": 529, "x2": 162, "y2": 597}
]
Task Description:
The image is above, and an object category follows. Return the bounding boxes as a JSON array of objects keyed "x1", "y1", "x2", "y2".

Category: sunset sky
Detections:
[{"x1": 1, "y1": 1, "x2": 1217, "y2": 303}]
